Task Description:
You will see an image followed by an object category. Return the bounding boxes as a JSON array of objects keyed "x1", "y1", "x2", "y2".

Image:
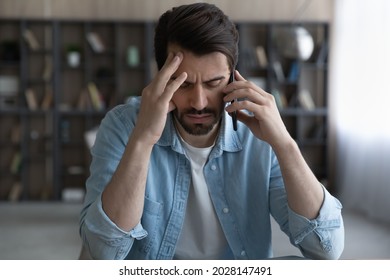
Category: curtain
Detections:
[{"x1": 330, "y1": 0, "x2": 390, "y2": 223}]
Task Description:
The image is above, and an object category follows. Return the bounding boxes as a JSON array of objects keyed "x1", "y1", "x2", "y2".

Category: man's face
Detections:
[{"x1": 168, "y1": 45, "x2": 230, "y2": 137}]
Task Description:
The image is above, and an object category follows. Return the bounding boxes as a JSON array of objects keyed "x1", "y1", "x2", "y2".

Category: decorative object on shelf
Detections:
[
  {"x1": 66, "y1": 44, "x2": 82, "y2": 68},
  {"x1": 0, "y1": 75, "x2": 18, "y2": 96},
  {"x1": 274, "y1": 26, "x2": 314, "y2": 61},
  {"x1": 62, "y1": 187, "x2": 85, "y2": 203},
  {"x1": 0, "y1": 75, "x2": 19, "y2": 108},
  {"x1": 127, "y1": 45, "x2": 140, "y2": 67}
]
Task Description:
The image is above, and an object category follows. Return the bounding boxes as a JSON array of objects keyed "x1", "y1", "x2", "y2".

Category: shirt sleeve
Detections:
[
  {"x1": 79, "y1": 100, "x2": 148, "y2": 259},
  {"x1": 80, "y1": 194, "x2": 148, "y2": 259},
  {"x1": 287, "y1": 186, "x2": 345, "y2": 259}
]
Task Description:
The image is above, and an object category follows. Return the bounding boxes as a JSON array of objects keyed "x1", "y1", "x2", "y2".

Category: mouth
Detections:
[{"x1": 186, "y1": 113, "x2": 214, "y2": 124}]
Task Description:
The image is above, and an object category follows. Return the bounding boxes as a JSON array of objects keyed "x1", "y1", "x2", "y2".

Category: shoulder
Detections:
[{"x1": 103, "y1": 96, "x2": 141, "y2": 128}]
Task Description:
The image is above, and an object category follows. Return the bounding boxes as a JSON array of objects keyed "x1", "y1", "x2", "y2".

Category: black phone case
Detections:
[{"x1": 229, "y1": 72, "x2": 237, "y2": 131}]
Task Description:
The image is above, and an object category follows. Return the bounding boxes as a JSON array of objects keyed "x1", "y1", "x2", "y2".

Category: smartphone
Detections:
[{"x1": 229, "y1": 71, "x2": 238, "y2": 131}]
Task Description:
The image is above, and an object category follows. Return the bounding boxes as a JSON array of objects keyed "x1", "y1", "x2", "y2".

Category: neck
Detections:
[{"x1": 174, "y1": 118, "x2": 220, "y2": 148}]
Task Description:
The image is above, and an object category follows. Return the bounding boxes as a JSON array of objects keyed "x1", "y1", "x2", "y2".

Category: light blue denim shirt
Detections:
[{"x1": 79, "y1": 96, "x2": 344, "y2": 260}]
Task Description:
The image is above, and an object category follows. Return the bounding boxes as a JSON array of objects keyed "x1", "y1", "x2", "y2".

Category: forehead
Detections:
[{"x1": 168, "y1": 44, "x2": 229, "y2": 76}]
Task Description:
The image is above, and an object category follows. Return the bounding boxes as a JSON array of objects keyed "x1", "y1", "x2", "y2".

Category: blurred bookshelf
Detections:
[
  {"x1": 0, "y1": 19, "x2": 154, "y2": 201},
  {"x1": 238, "y1": 22, "x2": 330, "y2": 189},
  {"x1": 0, "y1": 19, "x2": 329, "y2": 201}
]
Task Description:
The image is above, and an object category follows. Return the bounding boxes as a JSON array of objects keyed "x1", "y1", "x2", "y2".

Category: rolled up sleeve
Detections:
[
  {"x1": 288, "y1": 186, "x2": 345, "y2": 259},
  {"x1": 80, "y1": 194, "x2": 148, "y2": 259}
]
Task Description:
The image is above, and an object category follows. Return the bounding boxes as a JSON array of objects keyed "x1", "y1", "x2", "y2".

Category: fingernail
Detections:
[
  {"x1": 172, "y1": 54, "x2": 180, "y2": 63},
  {"x1": 175, "y1": 52, "x2": 183, "y2": 60}
]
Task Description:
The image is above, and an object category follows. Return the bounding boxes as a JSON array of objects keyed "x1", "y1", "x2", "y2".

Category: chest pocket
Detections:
[{"x1": 136, "y1": 197, "x2": 163, "y2": 255}]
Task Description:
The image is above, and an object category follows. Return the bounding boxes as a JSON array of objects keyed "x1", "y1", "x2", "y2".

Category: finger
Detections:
[
  {"x1": 234, "y1": 69, "x2": 245, "y2": 81},
  {"x1": 225, "y1": 70, "x2": 268, "y2": 95},
  {"x1": 155, "y1": 52, "x2": 183, "y2": 90},
  {"x1": 223, "y1": 70, "x2": 251, "y2": 94},
  {"x1": 161, "y1": 71, "x2": 188, "y2": 103},
  {"x1": 235, "y1": 110, "x2": 252, "y2": 126},
  {"x1": 224, "y1": 87, "x2": 268, "y2": 106},
  {"x1": 225, "y1": 96, "x2": 270, "y2": 120}
]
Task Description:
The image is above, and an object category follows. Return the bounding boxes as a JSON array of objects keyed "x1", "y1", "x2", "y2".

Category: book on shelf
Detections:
[
  {"x1": 287, "y1": 61, "x2": 300, "y2": 82},
  {"x1": 86, "y1": 32, "x2": 105, "y2": 53},
  {"x1": 10, "y1": 122, "x2": 21, "y2": 144},
  {"x1": 271, "y1": 89, "x2": 288, "y2": 110},
  {"x1": 316, "y1": 40, "x2": 328, "y2": 65},
  {"x1": 87, "y1": 82, "x2": 105, "y2": 111},
  {"x1": 255, "y1": 45, "x2": 268, "y2": 68},
  {"x1": 23, "y1": 29, "x2": 40, "y2": 50},
  {"x1": 25, "y1": 88, "x2": 39, "y2": 110},
  {"x1": 41, "y1": 86, "x2": 53, "y2": 109},
  {"x1": 298, "y1": 89, "x2": 316, "y2": 110},
  {"x1": 10, "y1": 151, "x2": 21, "y2": 174},
  {"x1": 42, "y1": 56, "x2": 53, "y2": 81},
  {"x1": 8, "y1": 181, "x2": 22, "y2": 202},
  {"x1": 272, "y1": 60, "x2": 285, "y2": 82},
  {"x1": 77, "y1": 88, "x2": 93, "y2": 110}
]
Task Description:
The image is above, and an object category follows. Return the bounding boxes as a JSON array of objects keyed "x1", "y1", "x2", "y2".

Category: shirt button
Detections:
[
  {"x1": 240, "y1": 250, "x2": 246, "y2": 256},
  {"x1": 223, "y1": 207, "x2": 229, "y2": 214},
  {"x1": 211, "y1": 165, "x2": 217, "y2": 171}
]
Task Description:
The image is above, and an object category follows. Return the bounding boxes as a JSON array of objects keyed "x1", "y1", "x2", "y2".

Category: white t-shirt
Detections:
[{"x1": 174, "y1": 140, "x2": 227, "y2": 259}]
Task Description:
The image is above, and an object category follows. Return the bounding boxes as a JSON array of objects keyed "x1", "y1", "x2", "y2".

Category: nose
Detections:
[{"x1": 189, "y1": 84, "x2": 207, "y2": 110}]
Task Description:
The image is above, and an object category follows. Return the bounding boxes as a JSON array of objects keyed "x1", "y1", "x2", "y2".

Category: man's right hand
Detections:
[{"x1": 132, "y1": 52, "x2": 187, "y2": 146}]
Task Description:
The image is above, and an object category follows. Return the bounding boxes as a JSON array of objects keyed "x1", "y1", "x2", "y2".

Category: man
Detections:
[{"x1": 79, "y1": 3, "x2": 344, "y2": 260}]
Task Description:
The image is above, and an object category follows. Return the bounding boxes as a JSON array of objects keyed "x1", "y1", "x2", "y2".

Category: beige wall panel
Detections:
[
  {"x1": 0, "y1": 0, "x2": 334, "y2": 22},
  {"x1": 0, "y1": 0, "x2": 48, "y2": 19}
]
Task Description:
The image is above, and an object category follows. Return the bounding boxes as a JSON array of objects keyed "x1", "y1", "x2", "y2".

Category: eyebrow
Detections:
[{"x1": 171, "y1": 75, "x2": 227, "y2": 84}]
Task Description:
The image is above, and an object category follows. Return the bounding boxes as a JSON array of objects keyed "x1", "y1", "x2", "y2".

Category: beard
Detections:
[{"x1": 172, "y1": 108, "x2": 222, "y2": 136}]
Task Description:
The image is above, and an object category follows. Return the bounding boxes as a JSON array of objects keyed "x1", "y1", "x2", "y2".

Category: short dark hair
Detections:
[{"x1": 154, "y1": 3, "x2": 239, "y2": 71}]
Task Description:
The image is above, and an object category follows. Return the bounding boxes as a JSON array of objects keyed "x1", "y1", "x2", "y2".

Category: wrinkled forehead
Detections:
[{"x1": 168, "y1": 44, "x2": 230, "y2": 81}]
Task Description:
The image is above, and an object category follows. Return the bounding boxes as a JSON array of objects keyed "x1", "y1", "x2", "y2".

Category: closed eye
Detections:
[
  {"x1": 171, "y1": 75, "x2": 227, "y2": 89},
  {"x1": 206, "y1": 79, "x2": 223, "y2": 88},
  {"x1": 179, "y1": 82, "x2": 191, "y2": 88}
]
